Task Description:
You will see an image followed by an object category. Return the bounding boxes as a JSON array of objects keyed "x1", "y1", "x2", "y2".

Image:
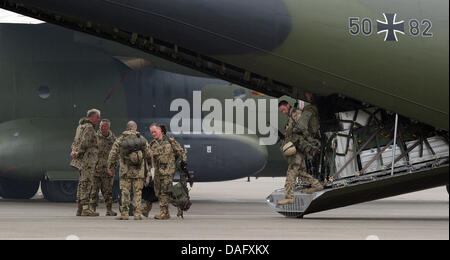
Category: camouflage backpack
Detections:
[
  {"x1": 169, "y1": 182, "x2": 192, "y2": 211},
  {"x1": 119, "y1": 133, "x2": 147, "y2": 168},
  {"x1": 297, "y1": 135, "x2": 321, "y2": 159}
]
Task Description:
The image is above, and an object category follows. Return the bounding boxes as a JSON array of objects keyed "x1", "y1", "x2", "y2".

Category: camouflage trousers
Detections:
[
  {"x1": 120, "y1": 178, "x2": 144, "y2": 216},
  {"x1": 142, "y1": 196, "x2": 180, "y2": 216},
  {"x1": 76, "y1": 169, "x2": 93, "y2": 206},
  {"x1": 89, "y1": 175, "x2": 114, "y2": 207},
  {"x1": 154, "y1": 173, "x2": 174, "y2": 215},
  {"x1": 285, "y1": 152, "x2": 319, "y2": 199}
]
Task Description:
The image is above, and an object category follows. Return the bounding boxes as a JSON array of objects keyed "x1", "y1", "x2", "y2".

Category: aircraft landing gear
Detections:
[
  {"x1": 0, "y1": 178, "x2": 40, "y2": 199},
  {"x1": 41, "y1": 178, "x2": 78, "y2": 202}
]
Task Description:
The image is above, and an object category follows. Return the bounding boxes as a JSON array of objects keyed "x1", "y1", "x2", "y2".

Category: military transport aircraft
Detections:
[
  {"x1": 0, "y1": 17, "x2": 295, "y2": 201},
  {"x1": 0, "y1": 1, "x2": 448, "y2": 216}
]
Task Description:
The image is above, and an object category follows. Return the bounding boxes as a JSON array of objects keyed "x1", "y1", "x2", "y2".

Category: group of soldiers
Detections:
[
  {"x1": 69, "y1": 92, "x2": 322, "y2": 218},
  {"x1": 70, "y1": 109, "x2": 188, "y2": 220},
  {"x1": 277, "y1": 93, "x2": 324, "y2": 206}
]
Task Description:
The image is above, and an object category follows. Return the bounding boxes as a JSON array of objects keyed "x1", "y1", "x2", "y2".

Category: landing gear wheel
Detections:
[
  {"x1": 41, "y1": 179, "x2": 78, "y2": 202},
  {"x1": 0, "y1": 178, "x2": 40, "y2": 199}
]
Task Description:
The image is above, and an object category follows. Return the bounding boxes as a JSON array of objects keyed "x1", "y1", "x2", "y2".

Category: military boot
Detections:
[
  {"x1": 134, "y1": 215, "x2": 143, "y2": 220},
  {"x1": 277, "y1": 199, "x2": 294, "y2": 206},
  {"x1": 90, "y1": 204, "x2": 98, "y2": 215},
  {"x1": 301, "y1": 182, "x2": 324, "y2": 194},
  {"x1": 76, "y1": 203, "x2": 83, "y2": 216},
  {"x1": 106, "y1": 203, "x2": 117, "y2": 216},
  {"x1": 115, "y1": 214, "x2": 129, "y2": 220},
  {"x1": 176, "y1": 207, "x2": 184, "y2": 219},
  {"x1": 155, "y1": 207, "x2": 170, "y2": 220},
  {"x1": 81, "y1": 205, "x2": 100, "y2": 217},
  {"x1": 154, "y1": 213, "x2": 170, "y2": 220},
  {"x1": 142, "y1": 202, "x2": 152, "y2": 218}
]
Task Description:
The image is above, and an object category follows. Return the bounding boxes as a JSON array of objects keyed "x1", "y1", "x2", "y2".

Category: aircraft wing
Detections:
[{"x1": 0, "y1": 0, "x2": 448, "y2": 130}]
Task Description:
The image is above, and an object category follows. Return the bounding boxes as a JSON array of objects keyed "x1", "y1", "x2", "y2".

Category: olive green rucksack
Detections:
[
  {"x1": 169, "y1": 182, "x2": 192, "y2": 211},
  {"x1": 119, "y1": 133, "x2": 147, "y2": 168},
  {"x1": 296, "y1": 135, "x2": 321, "y2": 159}
]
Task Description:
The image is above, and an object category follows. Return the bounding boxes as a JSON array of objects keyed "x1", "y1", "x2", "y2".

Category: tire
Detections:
[
  {"x1": 0, "y1": 178, "x2": 40, "y2": 199},
  {"x1": 41, "y1": 179, "x2": 78, "y2": 202}
]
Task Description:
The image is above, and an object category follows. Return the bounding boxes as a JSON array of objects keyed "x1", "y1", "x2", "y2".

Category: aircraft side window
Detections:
[{"x1": 37, "y1": 86, "x2": 50, "y2": 99}]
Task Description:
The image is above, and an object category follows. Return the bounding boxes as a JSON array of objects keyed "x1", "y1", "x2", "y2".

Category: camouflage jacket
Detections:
[
  {"x1": 285, "y1": 106, "x2": 303, "y2": 141},
  {"x1": 107, "y1": 130, "x2": 150, "y2": 179},
  {"x1": 70, "y1": 118, "x2": 98, "y2": 171},
  {"x1": 148, "y1": 135, "x2": 187, "y2": 176},
  {"x1": 299, "y1": 104, "x2": 320, "y2": 137},
  {"x1": 95, "y1": 130, "x2": 116, "y2": 177},
  {"x1": 286, "y1": 105, "x2": 320, "y2": 138}
]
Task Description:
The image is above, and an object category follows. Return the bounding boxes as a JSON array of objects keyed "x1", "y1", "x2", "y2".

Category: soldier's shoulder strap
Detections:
[
  {"x1": 166, "y1": 135, "x2": 177, "y2": 150},
  {"x1": 167, "y1": 135, "x2": 176, "y2": 143},
  {"x1": 166, "y1": 135, "x2": 184, "y2": 159},
  {"x1": 289, "y1": 105, "x2": 301, "y2": 117}
]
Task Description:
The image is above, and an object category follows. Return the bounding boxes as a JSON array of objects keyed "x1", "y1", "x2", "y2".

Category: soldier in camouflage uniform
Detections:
[
  {"x1": 107, "y1": 121, "x2": 150, "y2": 220},
  {"x1": 142, "y1": 124, "x2": 188, "y2": 219},
  {"x1": 146, "y1": 123, "x2": 187, "y2": 220},
  {"x1": 70, "y1": 109, "x2": 101, "y2": 216},
  {"x1": 89, "y1": 119, "x2": 117, "y2": 216},
  {"x1": 277, "y1": 95, "x2": 323, "y2": 205}
]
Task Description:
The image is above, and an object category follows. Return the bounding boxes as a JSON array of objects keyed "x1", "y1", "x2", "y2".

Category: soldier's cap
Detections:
[{"x1": 278, "y1": 100, "x2": 289, "y2": 107}]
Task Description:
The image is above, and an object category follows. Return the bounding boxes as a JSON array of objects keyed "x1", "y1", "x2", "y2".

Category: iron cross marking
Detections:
[{"x1": 377, "y1": 13, "x2": 405, "y2": 42}]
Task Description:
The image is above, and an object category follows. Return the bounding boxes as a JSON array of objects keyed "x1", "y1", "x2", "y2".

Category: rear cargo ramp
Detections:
[{"x1": 267, "y1": 165, "x2": 448, "y2": 218}]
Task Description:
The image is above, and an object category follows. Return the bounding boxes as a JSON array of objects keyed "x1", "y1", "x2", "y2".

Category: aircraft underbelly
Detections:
[{"x1": 1, "y1": 0, "x2": 447, "y2": 129}]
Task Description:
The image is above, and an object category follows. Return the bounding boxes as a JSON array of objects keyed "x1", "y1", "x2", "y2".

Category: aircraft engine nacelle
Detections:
[
  {"x1": 175, "y1": 133, "x2": 269, "y2": 182},
  {"x1": 0, "y1": 118, "x2": 73, "y2": 182}
]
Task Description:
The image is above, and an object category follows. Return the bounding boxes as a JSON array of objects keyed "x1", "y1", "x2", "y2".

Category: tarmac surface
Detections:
[{"x1": 0, "y1": 178, "x2": 448, "y2": 240}]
